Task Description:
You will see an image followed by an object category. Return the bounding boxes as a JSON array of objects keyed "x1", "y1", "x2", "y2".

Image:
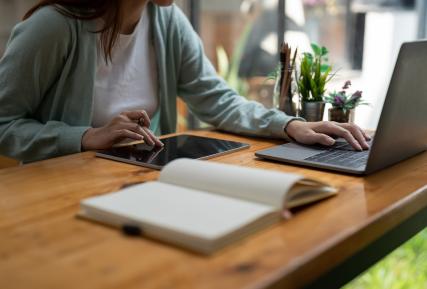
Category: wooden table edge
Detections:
[{"x1": 247, "y1": 184, "x2": 427, "y2": 289}]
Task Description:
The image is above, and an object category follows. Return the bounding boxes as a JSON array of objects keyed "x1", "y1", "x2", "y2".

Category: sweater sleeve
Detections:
[
  {"x1": 0, "y1": 7, "x2": 90, "y2": 163},
  {"x1": 174, "y1": 9, "x2": 305, "y2": 140}
]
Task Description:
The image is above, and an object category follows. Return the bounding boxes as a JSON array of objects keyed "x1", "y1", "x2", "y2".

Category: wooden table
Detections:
[{"x1": 1, "y1": 129, "x2": 427, "y2": 289}]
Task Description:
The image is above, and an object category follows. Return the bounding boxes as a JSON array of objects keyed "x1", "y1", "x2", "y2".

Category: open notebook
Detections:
[{"x1": 79, "y1": 159, "x2": 338, "y2": 254}]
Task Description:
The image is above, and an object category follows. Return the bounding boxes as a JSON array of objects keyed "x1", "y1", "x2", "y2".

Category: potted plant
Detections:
[
  {"x1": 295, "y1": 44, "x2": 335, "y2": 121},
  {"x1": 323, "y1": 81, "x2": 370, "y2": 123}
]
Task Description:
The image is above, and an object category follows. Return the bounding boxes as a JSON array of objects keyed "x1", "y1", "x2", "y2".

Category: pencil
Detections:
[
  {"x1": 283, "y1": 47, "x2": 298, "y2": 107},
  {"x1": 279, "y1": 44, "x2": 291, "y2": 111},
  {"x1": 279, "y1": 43, "x2": 286, "y2": 103}
]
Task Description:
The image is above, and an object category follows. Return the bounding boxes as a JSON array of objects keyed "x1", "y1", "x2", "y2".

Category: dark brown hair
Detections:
[{"x1": 23, "y1": 0, "x2": 123, "y2": 63}]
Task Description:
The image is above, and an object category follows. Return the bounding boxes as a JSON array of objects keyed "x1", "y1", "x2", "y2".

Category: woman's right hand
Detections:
[{"x1": 81, "y1": 110, "x2": 163, "y2": 151}]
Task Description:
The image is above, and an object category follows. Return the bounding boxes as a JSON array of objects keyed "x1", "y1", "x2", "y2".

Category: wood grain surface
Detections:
[
  {"x1": 0, "y1": 156, "x2": 19, "y2": 169},
  {"x1": 1, "y1": 129, "x2": 427, "y2": 289}
]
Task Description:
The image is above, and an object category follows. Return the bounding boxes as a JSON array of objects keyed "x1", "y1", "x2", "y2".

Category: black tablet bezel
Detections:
[{"x1": 95, "y1": 134, "x2": 250, "y2": 169}]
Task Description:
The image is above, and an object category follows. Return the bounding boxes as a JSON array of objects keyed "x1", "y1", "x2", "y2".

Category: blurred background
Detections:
[
  {"x1": 172, "y1": 0, "x2": 425, "y2": 132},
  {"x1": 1, "y1": 0, "x2": 427, "y2": 286},
  {"x1": 1, "y1": 0, "x2": 425, "y2": 132}
]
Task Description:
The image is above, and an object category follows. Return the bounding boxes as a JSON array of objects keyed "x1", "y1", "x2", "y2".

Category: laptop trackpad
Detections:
[{"x1": 265, "y1": 142, "x2": 333, "y2": 160}]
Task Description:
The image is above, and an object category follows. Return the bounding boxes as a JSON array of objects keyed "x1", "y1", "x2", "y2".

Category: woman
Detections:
[{"x1": 0, "y1": 0, "x2": 370, "y2": 164}]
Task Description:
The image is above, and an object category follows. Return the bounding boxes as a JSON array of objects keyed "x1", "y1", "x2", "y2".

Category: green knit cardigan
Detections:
[{"x1": 0, "y1": 3, "x2": 303, "y2": 163}]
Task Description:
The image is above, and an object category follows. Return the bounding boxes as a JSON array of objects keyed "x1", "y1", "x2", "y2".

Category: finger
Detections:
[
  {"x1": 309, "y1": 131, "x2": 336, "y2": 146},
  {"x1": 352, "y1": 123, "x2": 372, "y2": 141},
  {"x1": 141, "y1": 126, "x2": 164, "y2": 147},
  {"x1": 112, "y1": 137, "x2": 130, "y2": 146},
  {"x1": 121, "y1": 123, "x2": 155, "y2": 145},
  {"x1": 294, "y1": 127, "x2": 335, "y2": 146},
  {"x1": 113, "y1": 129, "x2": 144, "y2": 142},
  {"x1": 338, "y1": 123, "x2": 370, "y2": 150},
  {"x1": 322, "y1": 124, "x2": 362, "y2": 151},
  {"x1": 123, "y1": 110, "x2": 151, "y2": 128}
]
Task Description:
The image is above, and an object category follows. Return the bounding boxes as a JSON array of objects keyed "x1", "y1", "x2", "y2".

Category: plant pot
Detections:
[
  {"x1": 300, "y1": 101, "x2": 325, "y2": 122},
  {"x1": 328, "y1": 108, "x2": 355, "y2": 123}
]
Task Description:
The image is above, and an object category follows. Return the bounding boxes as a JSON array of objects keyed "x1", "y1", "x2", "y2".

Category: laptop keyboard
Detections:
[{"x1": 303, "y1": 137, "x2": 374, "y2": 168}]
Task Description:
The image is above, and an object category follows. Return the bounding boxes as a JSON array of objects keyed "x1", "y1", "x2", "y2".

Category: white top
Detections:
[{"x1": 91, "y1": 9, "x2": 159, "y2": 129}]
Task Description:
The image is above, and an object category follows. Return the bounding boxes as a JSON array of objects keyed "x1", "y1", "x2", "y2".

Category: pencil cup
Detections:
[
  {"x1": 273, "y1": 64, "x2": 296, "y2": 116},
  {"x1": 273, "y1": 63, "x2": 283, "y2": 110}
]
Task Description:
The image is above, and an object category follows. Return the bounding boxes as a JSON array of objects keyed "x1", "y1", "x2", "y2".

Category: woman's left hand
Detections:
[
  {"x1": 81, "y1": 110, "x2": 163, "y2": 151},
  {"x1": 285, "y1": 120, "x2": 372, "y2": 151}
]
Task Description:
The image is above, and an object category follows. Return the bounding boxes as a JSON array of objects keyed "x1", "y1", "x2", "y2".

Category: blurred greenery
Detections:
[
  {"x1": 344, "y1": 227, "x2": 427, "y2": 289},
  {"x1": 216, "y1": 24, "x2": 253, "y2": 97}
]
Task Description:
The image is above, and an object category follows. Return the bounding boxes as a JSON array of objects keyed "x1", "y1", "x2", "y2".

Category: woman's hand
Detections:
[
  {"x1": 285, "y1": 121, "x2": 371, "y2": 151},
  {"x1": 81, "y1": 110, "x2": 163, "y2": 151}
]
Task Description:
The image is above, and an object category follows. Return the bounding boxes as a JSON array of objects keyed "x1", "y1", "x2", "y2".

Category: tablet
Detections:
[{"x1": 95, "y1": 134, "x2": 250, "y2": 169}]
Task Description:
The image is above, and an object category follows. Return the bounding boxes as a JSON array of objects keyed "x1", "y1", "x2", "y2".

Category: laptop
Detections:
[{"x1": 255, "y1": 40, "x2": 427, "y2": 175}]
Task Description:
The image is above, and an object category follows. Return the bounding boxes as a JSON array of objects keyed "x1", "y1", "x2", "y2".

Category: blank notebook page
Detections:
[{"x1": 81, "y1": 182, "x2": 275, "y2": 240}]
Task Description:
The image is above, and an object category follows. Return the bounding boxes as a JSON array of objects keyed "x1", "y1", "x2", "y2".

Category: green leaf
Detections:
[
  {"x1": 316, "y1": 60, "x2": 322, "y2": 77},
  {"x1": 348, "y1": 95, "x2": 357, "y2": 102},
  {"x1": 262, "y1": 77, "x2": 275, "y2": 84},
  {"x1": 321, "y1": 46, "x2": 329, "y2": 56},
  {"x1": 303, "y1": 52, "x2": 313, "y2": 59},
  {"x1": 329, "y1": 90, "x2": 338, "y2": 97},
  {"x1": 323, "y1": 58, "x2": 329, "y2": 62},
  {"x1": 311, "y1": 44, "x2": 321, "y2": 55},
  {"x1": 321, "y1": 65, "x2": 330, "y2": 73},
  {"x1": 310, "y1": 79, "x2": 319, "y2": 99},
  {"x1": 325, "y1": 67, "x2": 340, "y2": 83},
  {"x1": 268, "y1": 72, "x2": 275, "y2": 77},
  {"x1": 342, "y1": 95, "x2": 348, "y2": 103}
]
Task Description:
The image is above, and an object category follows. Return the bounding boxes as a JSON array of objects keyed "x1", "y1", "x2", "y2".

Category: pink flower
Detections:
[
  {"x1": 342, "y1": 81, "x2": 351, "y2": 90},
  {"x1": 334, "y1": 95, "x2": 345, "y2": 105},
  {"x1": 352, "y1": 91, "x2": 362, "y2": 104}
]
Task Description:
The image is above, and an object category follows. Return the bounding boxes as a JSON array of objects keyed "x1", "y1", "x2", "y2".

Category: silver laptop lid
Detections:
[{"x1": 365, "y1": 40, "x2": 427, "y2": 175}]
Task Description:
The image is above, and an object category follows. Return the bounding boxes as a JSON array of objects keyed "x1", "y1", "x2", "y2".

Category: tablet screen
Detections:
[{"x1": 96, "y1": 135, "x2": 250, "y2": 169}]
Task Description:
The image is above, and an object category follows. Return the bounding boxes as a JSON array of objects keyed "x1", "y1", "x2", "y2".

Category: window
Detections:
[
  {"x1": 1, "y1": 0, "x2": 426, "y2": 131},
  {"x1": 178, "y1": 0, "x2": 427, "y2": 130}
]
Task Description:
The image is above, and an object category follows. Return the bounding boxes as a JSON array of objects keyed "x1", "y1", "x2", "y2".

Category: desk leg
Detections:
[{"x1": 304, "y1": 205, "x2": 427, "y2": 289}]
